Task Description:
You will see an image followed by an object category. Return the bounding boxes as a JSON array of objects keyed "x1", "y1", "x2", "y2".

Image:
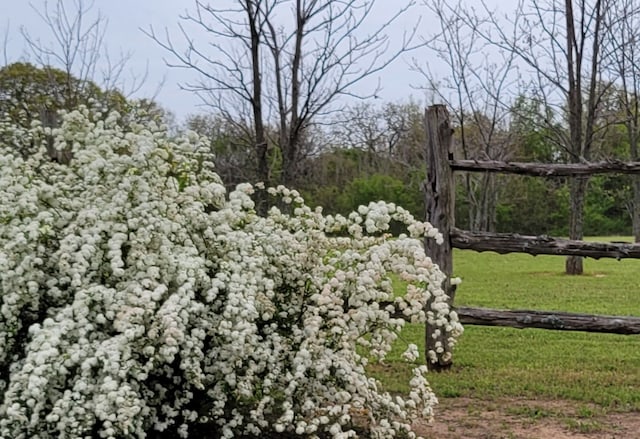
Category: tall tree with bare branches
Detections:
[
  {"x1": 609, "y1": 0, "x2": 640, "y2": 242},
  {"x1": 147, "y1": 0, "x2": 422, "y2": 192},
  {"x1": 418, "y1": 0, "x2": 518, "y2": 233},
  {"x1": 426, "y1": 0, "x2": 615, "y2": 274},
  {"x1": 21, "y1": 0, "x2": 148, "y2": 107}
]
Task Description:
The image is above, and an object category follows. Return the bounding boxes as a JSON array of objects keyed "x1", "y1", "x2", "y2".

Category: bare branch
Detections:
[
  {"x1": 22, "y1": 0, "x2": 151, "y2": 100},
  {"x1": 2, "y1": 20, "x2": 11, "y2": 66},
  {"x1": 148, "y1": 0, "x2": 423, "y2": 187}
]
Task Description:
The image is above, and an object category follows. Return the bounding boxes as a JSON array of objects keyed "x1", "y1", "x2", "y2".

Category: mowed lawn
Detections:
[{"x1": 374, "y1": 237, "x2": 640, "y2": 410}]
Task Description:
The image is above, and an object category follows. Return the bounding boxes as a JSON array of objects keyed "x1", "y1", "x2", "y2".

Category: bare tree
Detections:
[
  {"x1": 332, "y1": 103, "x2": 388, "y2": 156},
  {"x1": 499, "y1": 0, "x2": 613, "y2": 275},
  {"x1": 417, "y1": 0, "x2": 518, "y2": 232},
  {"x1": 146, "y1": 0, "x2": 423, "y2": 192},
  {"x1": 609, "y1": 0, "x2": 640, "y2": 242},
  {"x1": 382, "y1": 102, "x2": 427, "y2": 163},
  {"x1": 22, "y1": 0, "x2": 148, "y2": 106},
  {"x1": 331, "y1": 101, "x2": 426, "y2": 172},
  {"x1": 431, "y1": 0, "x2": 616, "y2": 274},
  {"x1": 3, "y1": 0, "x2": 165, "y2": 164}
]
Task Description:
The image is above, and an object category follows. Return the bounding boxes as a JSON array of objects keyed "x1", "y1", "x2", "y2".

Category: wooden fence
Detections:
[{"x1": 423, "y1": 104, "x2": 640, "y2": 371}]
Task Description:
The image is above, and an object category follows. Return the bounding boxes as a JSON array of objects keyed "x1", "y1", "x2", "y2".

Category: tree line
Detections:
[
  {"x1": 4, "y1": 0, "x2": 640, "y2": 276},
  {"x1": 185, "y1": 96, "x2": 636, "y2": 240}
]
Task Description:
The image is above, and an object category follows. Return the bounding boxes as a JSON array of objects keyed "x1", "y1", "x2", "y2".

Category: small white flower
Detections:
[{"x1": 402, "y1": 344, "x2": 420, "y2": 362}]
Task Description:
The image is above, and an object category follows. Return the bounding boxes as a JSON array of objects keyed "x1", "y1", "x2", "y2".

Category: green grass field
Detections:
[{"x1": 374, "y1": 237, "x2": 640, "y2": 410}]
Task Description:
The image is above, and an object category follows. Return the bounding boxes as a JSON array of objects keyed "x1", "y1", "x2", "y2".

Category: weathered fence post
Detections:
[{"x1": 423, "y1": 105, "x2": 456, "y2": 371}]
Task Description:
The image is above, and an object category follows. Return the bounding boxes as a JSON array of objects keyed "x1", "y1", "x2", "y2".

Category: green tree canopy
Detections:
[
  {"x1": 0, "y1": 62, "x2": 127, "y2": 127},
  {"x1": 0, "y1": 62, "x2": 169, "y2": 160}
]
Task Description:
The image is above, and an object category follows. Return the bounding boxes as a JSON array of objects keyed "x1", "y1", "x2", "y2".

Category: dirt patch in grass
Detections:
[{"x1": 413, "y1": 397, "x2": 640, "y2": 438}]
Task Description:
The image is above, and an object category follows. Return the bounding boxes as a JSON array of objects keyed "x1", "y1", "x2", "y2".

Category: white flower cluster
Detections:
[{"x1": 0, "y1": 108, "x2": 462, "y2": 438}]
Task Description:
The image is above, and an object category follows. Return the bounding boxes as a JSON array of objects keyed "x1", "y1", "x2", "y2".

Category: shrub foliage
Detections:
[{"x1": 0, "y1": 109, "x2": 462, "y2": 438}]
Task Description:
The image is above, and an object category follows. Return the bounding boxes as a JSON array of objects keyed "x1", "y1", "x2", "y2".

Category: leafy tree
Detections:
[
  {"x1": 0, "y1": 62, "x2": 171, "y2": 161},
  {"x1": 509, "y1": 96, "x2": 564, "y2": 163},
  {"x1": 299, "y1": 101, "x2": 427, "y2": 219},
  {"x1": 0, "y1": 62, "x2": 120, "y2": 121},
  {"x1": 584, "y1": 175, "x2": 632, "y2": 236},
  {"x1": 300, "y1": 119, "x2": 426, "y2": 221},
  {"x1": 337, "y1": 174, "x2": 424, "y2": 220},
  {"x1": 0, "y1": 62, "x2": 126, "y2": 160},
  {"x1": 493, "y1": 176, "x2": 569, "y2": 235},
  {"x1": 300, "y1": 148, "x2": 382, "y2": 214}
]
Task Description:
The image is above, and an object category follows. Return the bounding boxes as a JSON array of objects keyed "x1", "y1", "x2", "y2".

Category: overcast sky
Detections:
[{"x1": 0, "y1": 0, "x2": 503, "y2": 122}]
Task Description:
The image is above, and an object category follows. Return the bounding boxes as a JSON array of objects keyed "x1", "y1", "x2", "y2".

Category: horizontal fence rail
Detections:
[
  {"x1": 385, "y1": 304, "x2": 640, "y2": 335},
  {"x1": 455, "y1": 307, "x2": 640, "y2": 335},
  {"x1": 450, "y1": 159, "x2": 640, "y2": 176},
  {"x1": 451, "y1": 228, "x2": 640, "y2": 259}
]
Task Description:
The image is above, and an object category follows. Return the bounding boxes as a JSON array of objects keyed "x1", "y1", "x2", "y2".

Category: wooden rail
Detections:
[
  {"x1": 450, "y1": 159, "x2": 640, "y2": 176},
  {"x1": 456, "y1": 307, "x2": 640, "y2": 334},
  {"x1": 387, "y1": 305, "x2": 640, "y2": 334},
  {"x1": 451, "y1": 228, "x2": 640, "y2": 259}
]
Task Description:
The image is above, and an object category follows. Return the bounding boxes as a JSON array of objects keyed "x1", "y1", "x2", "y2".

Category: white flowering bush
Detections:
[{"x1": 0, "y1": 108, "x2": 462, "y2": 438}]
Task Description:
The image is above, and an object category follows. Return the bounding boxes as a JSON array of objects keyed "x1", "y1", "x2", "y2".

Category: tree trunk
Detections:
[
  {"x1": 465, "y1": 177, "x2": 475, "y2": 231},
  {"x1": 248, "y1": 2, "x2": 269, "y2": 214},
  {"x1": 629, "y1": 123, "x2": 640, "y2": 242},
  {"x1": 488, "y1": 175, "x2": 498, "y2": 232},
  {"x1": 566, "y1": 176, "x2": 588, "y2": 274},
  {"x1": 281, "y1": 137, "x2": 299, "y2": 188},
  {"x1": 254, "y1": 140, "x2": 270, "y2": 217},
  {"x1": 480, "y1": 173, "x2": 498, "y2": 232},
  {"x1": 633, "y1": 176, "x2": 640, "y2": 243},
  {"x1": 469, "y1": 173, "x2": 498, "y2": 232},
  {"x1": 464, "y1": 175, "x2": 480, "y2": 231}
]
